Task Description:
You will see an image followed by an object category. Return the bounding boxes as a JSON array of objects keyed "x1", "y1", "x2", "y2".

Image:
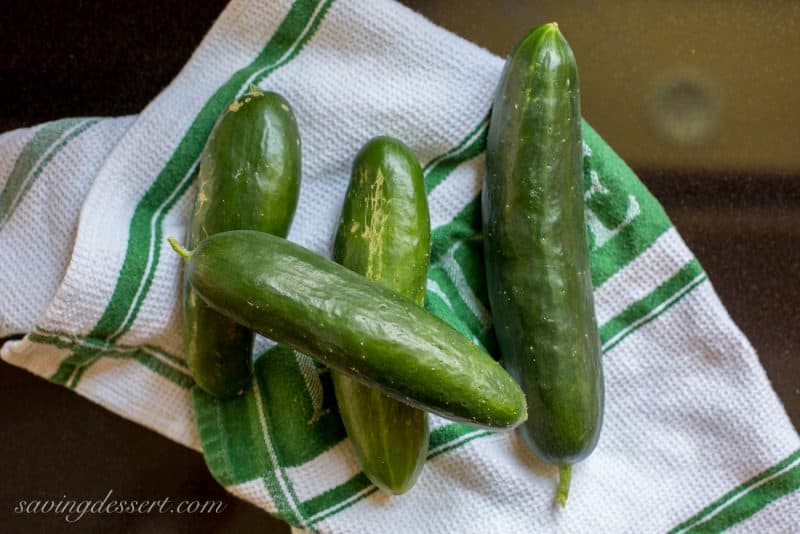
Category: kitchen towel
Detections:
[{"x1": 1, "y1": 0, "x2": 798, "y2": 532}]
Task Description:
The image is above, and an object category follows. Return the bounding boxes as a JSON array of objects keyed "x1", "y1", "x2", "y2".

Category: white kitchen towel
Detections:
[{"x1": 1, "y1": 0, "x2": 798, "y2": 532}]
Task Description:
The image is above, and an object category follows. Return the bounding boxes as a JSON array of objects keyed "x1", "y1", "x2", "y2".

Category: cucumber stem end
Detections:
[
  {"x1": 556, "y1": 464, "x2": 572, "y2": 507},
  {"x1": 167, "y1": 237, "x2": 191, "y2": 260}
]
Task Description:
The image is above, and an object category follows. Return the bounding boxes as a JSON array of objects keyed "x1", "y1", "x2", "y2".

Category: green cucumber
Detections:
[
  {"x1": 168, "y1": 231, "x2": 526, "y2": 429},
  {"x1": 483, "y1": 23, "x2": 604, "y2": 505},
  {"x1": 184, "y1": 87, "x2": 301, "y2": 398},
  {"x1": 331, "y1": 137, "x2": 431, "y2": 494}
]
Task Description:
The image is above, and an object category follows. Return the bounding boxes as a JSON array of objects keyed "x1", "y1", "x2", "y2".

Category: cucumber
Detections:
[
  {"x1": 483, "y1": 23, "x2": 603, "y2": 505},
  {"x1": 331, "y1": 137, "x2": 430, "y2": 494},
  {"x1": 184, "y1": 87, "x2": 301, "y2": 398},
  {"x1": 168, "y1": 231, "x2": 526, "y2": 429}
]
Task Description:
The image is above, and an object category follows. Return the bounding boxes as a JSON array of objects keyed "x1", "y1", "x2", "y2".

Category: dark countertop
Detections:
[{"x1": 2, "y1": 1, "x2": 798, "y2": 532}]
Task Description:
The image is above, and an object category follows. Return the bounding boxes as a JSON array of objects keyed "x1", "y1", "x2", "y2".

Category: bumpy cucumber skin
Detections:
[
  {"x1": 483, "y1": 24, "x2": 603, "y2": 464},
  {"x1": 184, "y1": 230, "x2": 527, "y2": 430},
  {"x1": 184, "y1": 89, "x2": 301, "y2": 398},
  {"x1": 331, "y1": 137, "x2": 431, "y2": 494}
]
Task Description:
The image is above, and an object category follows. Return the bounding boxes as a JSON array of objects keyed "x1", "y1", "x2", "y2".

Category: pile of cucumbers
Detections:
[{"x1": 170, "y1": 23, "x2": 602, "y2": 505}]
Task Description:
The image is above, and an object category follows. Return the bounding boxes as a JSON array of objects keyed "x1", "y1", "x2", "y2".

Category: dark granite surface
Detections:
[{"x1": 2, "y1": 1, "x2": 797, "y2": 532}]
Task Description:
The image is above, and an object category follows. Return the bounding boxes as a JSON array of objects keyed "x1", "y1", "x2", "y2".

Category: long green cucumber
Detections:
[
  {"x1": 331, "y1": 137, "x2": 431, "y2": 494},
  {"x1": 168, "y1": 231, "x2": 526, "y2": 429},
  {"x1": 483, "y1": 23, "x2": 604, "y2": 505},
  {"x1": 184, "y1": 87, "x2": 301, "y2": 398}
]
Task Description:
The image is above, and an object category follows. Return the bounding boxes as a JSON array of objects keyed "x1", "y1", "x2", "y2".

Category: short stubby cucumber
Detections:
[
  {"x1": 332, "y1": 137, "x2": 431, "y2": 494},
  {"x1": 168, "y1": 231, "x2": 527, "y2": 430},
  {"x1": 184, "y1": 87, "x2": 301, "y2": 398},
  {"x1": 483, "y1": 23, "x2": 604, "y2": 505}
]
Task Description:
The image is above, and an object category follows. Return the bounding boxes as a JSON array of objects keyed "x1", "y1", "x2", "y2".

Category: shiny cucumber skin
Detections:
[
  {"x1": 331, "y1": 137, "x2": 431, "y2": 494},
  {"x1": 483, "y1": 24, "x2": 603, "y2": 491},
  {"x1": 173, "y1": 230, "x2": 526, "y2": 430},
  {"x1": 184, "y1": 88, "x2": 301, "y2": 398}
]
